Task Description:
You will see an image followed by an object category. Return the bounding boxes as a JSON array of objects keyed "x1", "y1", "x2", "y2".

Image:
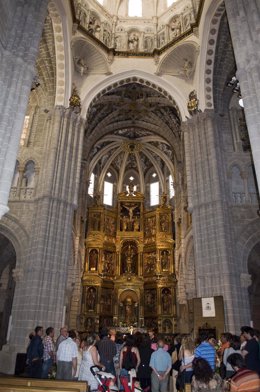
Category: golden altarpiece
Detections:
[{"x1": 81, "y1": 186, "x2": 176, "y2": 333}]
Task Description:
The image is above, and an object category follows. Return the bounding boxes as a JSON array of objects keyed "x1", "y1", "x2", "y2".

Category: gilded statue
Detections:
[{"x1": 187, "y1": 90, "x2": 199, "y2": 115}]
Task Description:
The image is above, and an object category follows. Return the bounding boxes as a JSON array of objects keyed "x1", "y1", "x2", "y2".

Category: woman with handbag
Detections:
[{"x1": 177, "y1": 336, "x2": 195, "y2": 390}]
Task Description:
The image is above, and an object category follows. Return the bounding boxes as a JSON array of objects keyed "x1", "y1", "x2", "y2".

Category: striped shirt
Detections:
[
  {"x1": 230, "y1": 368, "x2": 260, "y2": 391},
  {"x1": 195, "y1": 342, "x2": 216, "y2": 370},
  {"x1": 98, "y1": 337, "x2": 117, "y2": 362}
]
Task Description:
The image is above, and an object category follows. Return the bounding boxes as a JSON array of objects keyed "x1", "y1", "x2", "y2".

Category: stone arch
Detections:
[
  {"x1": 212, "y1": 12, "x2": 236, "y2": 113},
  {"x1": 198, "y1": 0, "x2": 225, "y2": 111},
  {"x1": 0, "y1": 215, "x2": 29, "y2": 268},
  {"x1": 227, "y1": 162, "x2": 244, "y2": 179},
  {"x1": 184, "y1": 233, "x2": 196, "y2": 300},
  {"x1": 81, "y1": 70, "x2": 188, "y2": 119},
  {"x1": 247, "y1": 242, "x2": 260, "y2": 330},
  {"x1": 47, "y1": 0, "x2": 69, "y2": 106},
  {"x1": 0, "y1": 233, "x2": 16, "y2": 349},
  {"x1": 236, "y1": 219, "x2": 260, "y2": 274}
]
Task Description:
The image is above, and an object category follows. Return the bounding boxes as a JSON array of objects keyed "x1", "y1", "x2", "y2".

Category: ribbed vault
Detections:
[{"x1": 84, "y1": 82, "x2": 182, "y2": 197}]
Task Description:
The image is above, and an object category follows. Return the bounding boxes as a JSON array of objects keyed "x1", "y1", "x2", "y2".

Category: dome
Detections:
[{"x1": 73, "y1": 0, "x2": 200, "y2": 52}]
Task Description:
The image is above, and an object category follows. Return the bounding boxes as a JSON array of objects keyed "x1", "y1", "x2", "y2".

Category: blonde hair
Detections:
[{"x1": 181, "y1": 336, "x2": 195, "y2": 353}]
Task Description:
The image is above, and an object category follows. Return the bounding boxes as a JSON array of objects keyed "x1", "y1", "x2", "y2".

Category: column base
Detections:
[{"x1": 0, "y1": 344, "x2": 25, "y2": 375}]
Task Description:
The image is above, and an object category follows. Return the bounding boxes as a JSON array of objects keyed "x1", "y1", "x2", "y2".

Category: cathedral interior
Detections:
[{"x1": 0, "y1": 0, "x2": 260, "y2": 374}]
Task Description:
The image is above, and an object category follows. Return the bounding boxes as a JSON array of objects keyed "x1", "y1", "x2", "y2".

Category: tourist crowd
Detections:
[{"x1": 26, "y1": 325, "x2": 260, "y2": 391}]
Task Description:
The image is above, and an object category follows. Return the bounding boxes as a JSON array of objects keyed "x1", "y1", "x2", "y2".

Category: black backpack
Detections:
[{"x1": 123, "y1": 347, "x2": 136, "y2": 370}]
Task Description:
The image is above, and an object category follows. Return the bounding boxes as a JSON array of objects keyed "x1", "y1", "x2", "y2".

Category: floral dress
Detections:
[{"x1": 191, "y1": 373, "x2": 224, "y2": 392}]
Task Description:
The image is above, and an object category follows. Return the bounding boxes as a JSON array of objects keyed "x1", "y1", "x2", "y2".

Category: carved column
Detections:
[
  {"x1": 0, "y1": 107, "x2": 85, "y2": 373},
  {"x1": 0, "y1": 0, "x2": 48, "y2": 218},
  {"x1": 183, "y1": 110, "x2": 251, "y2": 332},
  {"x1": 225, "y1": 0, "x2": 260, "y2": 188}
]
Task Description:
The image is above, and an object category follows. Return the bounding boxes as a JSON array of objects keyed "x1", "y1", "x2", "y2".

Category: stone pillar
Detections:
[
  {"x1": 225, "y1": 0, "x2": 260, "y2": 188},
  {"x1": 0, "y1": 107, "x2": 85, "y2": 373},
  {"x1": 0, "y1": 0, "x2": 48, "y2": 219},
  {"x1": 183, "y1": 110, "x2": 251, "y2": 332}
]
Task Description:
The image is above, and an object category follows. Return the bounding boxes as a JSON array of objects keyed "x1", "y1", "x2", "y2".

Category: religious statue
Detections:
[
  {"x1": 124, "y1": 297, "x2": 136, "y2": 325},
  {"x1": 170, "y1": 16, "x2": 181, "y2": 38},
  {"x1": 162, "y1": 288, "x2": 172, "y2": 314},
  {"x1": 187, "y1": 90, "x2": 199, "y2": 115},
  {"x1": 74, "y1": 57, "x2": 88, "y2": 76},
  {"x1": 160, "y1": 214, "x2": 169, "y2": 232},
  {"x1": 145, "y1": 289, "x2": 156, "y2": 312},
  {"x1": 102, "y1": 252, "x2": 114, "y2": 275},
  {"x1": 181, "y1": 59, "x2": 193, "y2": 80},
  {"x1": 128, "y1": 33, "x2": 139, "y2": 52},
  {"x1": 144, "y1": 252, "x2": 156, "y2": 274},
  {"x1": 69, "y1": 85, "x2": 81, "y2": 113},
  {"x1": 89, "y1": 249, "x2": 98, "y2": 271},
  {"x1": 86, "y1": 287, "x2": 96, "y2": 311},
  {"x1": 125, "y1": 244, "x2": 135, "y2": 273},
  {"x1": 124, "y1": 204, "x2": 138, "y2": 222},
  {"x1": 133, "y1": 216, "x2": 140, "y2": 231},
  {"x1": 161, "y1": 250, "x2": 169, "y2": 271},
  {"x1": 162, "y1": 319, "x2": 172, "y2": 333},
  {"x1": 85, "y1": 317, "x2": 95, "y2": 332},
  {"x1": 127, "y1": 182, "x2": 136, "y2": 196},
  {"x1": 91, "y1": 213, "x2": 101, "y2": 231}
]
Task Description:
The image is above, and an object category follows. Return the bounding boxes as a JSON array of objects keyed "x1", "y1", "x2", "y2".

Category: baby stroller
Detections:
[
  {"x1": 90, "y1": 366, "x2": 119, "y2": 392},
  {"x1": 120, "y1": 369, "x2": 144, "y2": 392}
]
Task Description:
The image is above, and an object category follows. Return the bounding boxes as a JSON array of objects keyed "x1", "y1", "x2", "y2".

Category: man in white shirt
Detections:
[
  {"x1": 56, "y1": 326, "x2": 68, "y2": 350},
  {"x1": 56, "y1": 330, "x2": 78, "y2": 380}
]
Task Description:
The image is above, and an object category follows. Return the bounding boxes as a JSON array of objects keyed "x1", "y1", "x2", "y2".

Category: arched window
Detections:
[
  {"x1": 20, "y1": 115, "x2": 30, "y2": 146},
  {"x1": 150, "y1": 181, "x2": 159, "y2": 206},
  {"x1": 23, "y1": 161, "x2": 36, "y2": 188},
  {"x1": 168, "y1": 174, "x2": 175, "y2": 199},
  {"x1": 12, "y1": 161, "x2": 20, "y2": 187},
  {"x1": 231, "y1": 165, "x2": 244, "y2": 204},
  {"x1": 128, "y1": 0, "x2": 142, "y2": 17},
  {"x1": 103, "y1": 171, "x2": 115, "y2": 206},
  {"x1": 88, "y1": 173, "x2": 95, "y2": 197}
]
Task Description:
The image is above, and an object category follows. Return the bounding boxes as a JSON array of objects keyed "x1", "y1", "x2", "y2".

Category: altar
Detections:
[{"x1": 80, "y1": 185, "x2": 176, "y2": 333}]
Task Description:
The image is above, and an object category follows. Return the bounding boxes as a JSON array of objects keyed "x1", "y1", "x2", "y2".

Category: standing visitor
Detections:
[
  {"x1": 149, "y1": 338, "x2": 172, "y2": 392},
  {"x1": 241, "y1": 326, "x2": 260, "y2": 375},
  {"x1": 137, "y1": 334, "x2": 153, "y2": 390},
  {"x1": 78, "y1": 334, "x2": 104, "y2": 390},
  {"x1": 120, "y1": 334, "x2": 140, "y2": 375},
  {"x1": 41, "y1": 327, "x2": 55, "y2": 379},
  {"x1": 178, "y1": 335, "x2": 195, "y2": 386},
  {"x1": 56, "y1": 330, "x2": 78, "y2": 380},
  {"x1": 26, "y1": 326, "x2": 44, "y2": 378},
  {"x1": 98, "y1": 328, "x2": 117, "y2": 376},
  {"x1": 227, "y1": 353, "x2": 260, "y2": 391},
  {"x1": 56, "y1": 326, "x2": 68, "y2": 350},
  {"x1": 223, "y1": 335, "x2": 241, "y2": 379},
  {"x1": 195, "y1": 332, "x2": 216, "y2": 370},
  {"x1": 191, "y1": 357, "x2": 223, "y2": 392}
]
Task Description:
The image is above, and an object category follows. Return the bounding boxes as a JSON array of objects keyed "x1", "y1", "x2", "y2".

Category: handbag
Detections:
[
  {"x1": 219, "y1": 361, "x2": 226, "y2": 379},
  {"x1": 176, "y1": 349, "x2": 186, "y2": 391},
  {"x1": 176, "y1": 369, "x2": 186, "y2": 391}
]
